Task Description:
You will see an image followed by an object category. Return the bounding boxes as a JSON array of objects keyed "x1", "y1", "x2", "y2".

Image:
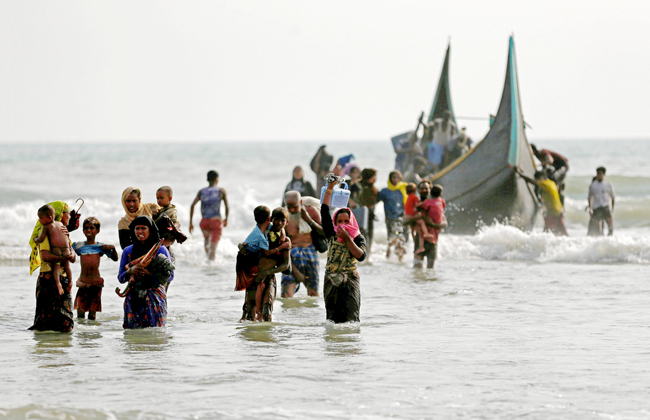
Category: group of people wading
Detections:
[{"x1": 26, "y1": 143, "x2": 615, "y2": 332}]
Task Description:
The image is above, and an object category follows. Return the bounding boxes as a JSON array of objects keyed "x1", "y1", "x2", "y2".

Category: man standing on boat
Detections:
[
  {"x1": 426, "y1": 111, "x2": 457, "y2": 171},
  {"x1": 588, "y1": 167, "x2": 615, "y2": 236}
]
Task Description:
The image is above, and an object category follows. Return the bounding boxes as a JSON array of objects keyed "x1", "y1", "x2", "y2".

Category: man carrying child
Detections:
[
  {"x1": 412, "y1": 181, "x2": 448, "y2": 269},
  {"x1": 282, "y1": 191, "x2": 324, "y2": 297}
]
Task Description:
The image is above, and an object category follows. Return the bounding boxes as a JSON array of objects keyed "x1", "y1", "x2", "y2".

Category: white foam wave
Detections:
[{"x1": 439, "y1": 224, "x2": 650, "y2": 264}]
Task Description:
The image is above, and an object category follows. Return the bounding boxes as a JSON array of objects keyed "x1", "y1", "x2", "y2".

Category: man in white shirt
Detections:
[{"x1": 588, "y1": 167, "x2": 615, "y2": 236}]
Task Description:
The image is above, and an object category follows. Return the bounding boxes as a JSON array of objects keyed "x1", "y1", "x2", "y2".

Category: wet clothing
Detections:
[
  {"x1": 118, "y1": 245, "x2": 170, "y2": 329},
  {"x1": 241, "y1": 276, "x2": 277, "y2": 322},
  {"x1": 74, "y1": 281, "x2": 103, "y2": 313},
  {"x1": 72, "y1": 241, "x2": 113, "y2": 314},
  {"x1": 323, "y1": 270, "x2": 361, "y2": 323},
  {"x1": 236, "y1": 226, "x2": 282, "y2": 292},
  {"x1": 281, "y1": 244, "x2": 320, "y2": 292},
  {"x1": 199, "y1": 186, "x2": 222, "y2": 219},
  {"x1": 414, "y1": 239, "x2": 437, "y2": 263},
  {"x1": 29, "y1": 231, "x2": 74, "y2": 332},
  {"x1": 200, "y1": 218, "x2": 222, "y2": 244},
  {"x1": 385, "y1": 217, "x2": 406, "y2": 243},
  {"x1": 321, "y1": 204, "x2": 366, "y2": 323},
  {"x1": 117, "y1": 216, "x2": 173, "y2": 329},
  {"x1": 536, "y1": 179, "x2": 563, "y2": 216},
  {"x1": 543, "y1": 213, "x2": 568, "y2": 236},
  {"x1": 592, "y1": 206, "x2": 612, "y2": 220},
  {"x1": 29, "y1": 270, "x2": 74, "y2": 332}
]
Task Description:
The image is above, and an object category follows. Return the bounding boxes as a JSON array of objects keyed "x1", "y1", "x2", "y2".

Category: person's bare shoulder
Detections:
[{"x1": 306, "y1": 205, "x2": 320, "y2": 222}]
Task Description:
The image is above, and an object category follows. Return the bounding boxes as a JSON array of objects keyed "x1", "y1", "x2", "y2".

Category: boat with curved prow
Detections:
[{"x1": 409, "y1": 37, "x2": 540, "y2": 233}]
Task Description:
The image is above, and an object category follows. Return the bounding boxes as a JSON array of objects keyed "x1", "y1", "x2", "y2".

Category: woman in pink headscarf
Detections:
[{"x1": 320, "y1": 178, "x2": 367, "y2": 323}]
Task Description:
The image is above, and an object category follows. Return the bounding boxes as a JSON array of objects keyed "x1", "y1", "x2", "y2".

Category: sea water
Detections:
[{"x1": 1, "y1": 139, "x2": 649, "y2": 419}]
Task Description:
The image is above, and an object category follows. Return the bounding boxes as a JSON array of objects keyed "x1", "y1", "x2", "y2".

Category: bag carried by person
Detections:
[{"x1": 310, "y1": 228, "x2": 329, "y2": 253}]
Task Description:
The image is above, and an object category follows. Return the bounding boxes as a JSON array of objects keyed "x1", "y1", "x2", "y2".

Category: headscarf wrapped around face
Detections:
[
  {"x1": 29, "y1": 201, "x2": 70, "y2": 275},
  {"x1": 333, "y1": 208, "x2": 361, "y2": 243},
  {"x1": 129, "y1": 215, "x2": 162, "y2": 260},
  {"x1": 118, "y1": 187, "x2": 160, "y2": 230}
]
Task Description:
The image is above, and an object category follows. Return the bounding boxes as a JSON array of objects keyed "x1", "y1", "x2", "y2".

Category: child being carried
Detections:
[
  {"x1": 236, "y1": 206, "x2": 291, "y2": 321},
  {"x1": 34, "y1": 204, "x2": 74, "y2": 295}
]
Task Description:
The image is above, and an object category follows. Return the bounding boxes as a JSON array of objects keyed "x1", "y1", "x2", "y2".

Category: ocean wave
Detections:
[{"x1": 439, "y1": 224, "x2": 650, "y2": 264}]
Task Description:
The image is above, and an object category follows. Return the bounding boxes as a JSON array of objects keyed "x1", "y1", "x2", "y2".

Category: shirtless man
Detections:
[{"x1": 282, "y1": 191, "x2": 324, "y2": 297}]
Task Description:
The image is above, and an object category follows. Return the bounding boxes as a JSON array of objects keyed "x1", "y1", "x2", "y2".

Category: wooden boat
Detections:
[{"x1": 414, "y1": 37, "x2": 540, "y2": 233}]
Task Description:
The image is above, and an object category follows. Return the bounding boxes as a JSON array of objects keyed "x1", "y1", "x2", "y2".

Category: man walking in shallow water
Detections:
[
  {"x1": 588, "y1": 166, "x2": 615, "y2": 236},
  {"x1": 282, "y1": 191, "x2": 323, "y2": 297},
  {"x1": 189, "y1": 170, "x2": 229, "y2": 261}
]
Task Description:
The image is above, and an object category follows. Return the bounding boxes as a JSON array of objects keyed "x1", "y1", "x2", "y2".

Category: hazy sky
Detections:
[{"x1": 1, "y1": 1, "x2": 648, "y2": 143}]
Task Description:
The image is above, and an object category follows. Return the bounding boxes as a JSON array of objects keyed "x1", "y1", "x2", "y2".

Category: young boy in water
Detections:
[
  {"x1": 72, "y1": 217, "x2": 118, "y2": 320},
  {"x1": 253, "y1": 207, "x2": 291, "y2": 320},
  {"x1": 153, "y1": 186, "x2": 180, "y2": 253},
  {"x1": 34, "y1": 204, "x2": 74, "y2": 295},
  {"x1": 236, "y1": 206, "x2": 291, "y2": 321}
]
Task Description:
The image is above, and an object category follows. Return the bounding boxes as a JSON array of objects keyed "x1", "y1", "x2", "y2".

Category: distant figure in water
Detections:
[
  {"x1": 412, "y1": 181, "x2": 448, "y2": 269},
  {"x1": 531, "y1": 144, "x2": 569, "y2": 206},
  {"x1": 310, "y1": 145, "x2": 335, "y2": 193},
  {"x1": 190, "y1": 170, "x2": 229, "y2": 261},
  {"x1": 516, "y1": 168, "x2": 568, "y2": 236},
  {"x1": 282, "y1": 166, "x2": 316, "y2": 206},
  {"x1": 588, "y1": 166, "x2": 615, "y2": 236},
  {"x1": 377, "y1": 170, "x2": 407, "y2": 261}
]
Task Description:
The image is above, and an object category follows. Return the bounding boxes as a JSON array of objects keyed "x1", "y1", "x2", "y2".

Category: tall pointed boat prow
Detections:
[{"x1": 428, "y1": 36, "x2": 539, "y2": 233}]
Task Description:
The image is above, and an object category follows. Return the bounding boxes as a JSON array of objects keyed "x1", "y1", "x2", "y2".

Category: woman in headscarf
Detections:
[
  {"x1": 341, "y1": 163, "x2": 361, "y2": 187},
  {"x1": 28, "y1": 201, "x2": 76, "y2": 332},
  {"x1": 118, "y1": 187, "x2": 160, "y2": 250},
  {"x1": 282, "y1": 166, "x2": 316, "y2": 206},
  {"x1": 320, "y1": 178, "x2": 367, "y2": 323},
  {"x1": 349, "y1": 168, "x2": 378, "y2": 256},
  {"x1": 117, "y1": 215, "x2": 174, "y2": 329}
]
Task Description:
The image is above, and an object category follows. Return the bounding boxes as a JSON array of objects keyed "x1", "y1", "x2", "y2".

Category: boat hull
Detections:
[{"x1": 429, "y1": 37, "x2": 539, "y2": 233}]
